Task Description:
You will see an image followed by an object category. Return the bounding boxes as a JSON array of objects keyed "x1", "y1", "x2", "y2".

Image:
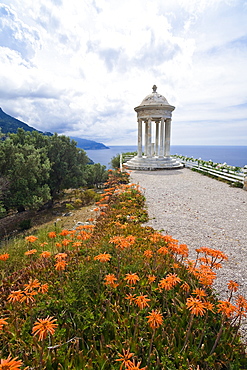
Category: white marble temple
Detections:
[{"x1": 125, "y1": 85, "x2": 182, "y2": 170}]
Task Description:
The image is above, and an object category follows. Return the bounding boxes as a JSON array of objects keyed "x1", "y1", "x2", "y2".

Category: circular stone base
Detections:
[{"x1": 124, "y1": 156, "x2": 183, "y2": 170}]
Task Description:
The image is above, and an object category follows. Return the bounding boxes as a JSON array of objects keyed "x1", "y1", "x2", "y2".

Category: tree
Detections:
[
  {"x1": 0, "y1": 176, "x2": 8, "y2": 217},
  {"x1": 0, "y1": 138, "x2": 51, "y2": 212},
  {"x1": 84, "y1": 163, "x2": 108, "y2": 188},
  {"x1": 110, "y1": 151, "x2": 137, "y2": 169},
  {"x1": 46, "y1": 134, "x2": 89, "y2": 201},
  {"x1": 0, "y1": 129, "x2": 91, "y2": 212}
]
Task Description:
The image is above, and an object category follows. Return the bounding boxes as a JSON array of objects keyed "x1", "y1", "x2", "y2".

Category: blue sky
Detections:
[{"x1": 0, "y1": 0, "x2": 246, "y2": 145}]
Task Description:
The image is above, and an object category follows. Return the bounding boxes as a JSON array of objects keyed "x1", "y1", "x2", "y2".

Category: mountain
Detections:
[
  {"x1": 0, "y1": 107, "x2": 52, "y2": 136},
  {"x1": 0, "y1": 107, "x2": 109, "y2": 150},
  {"x1": 70, "y1": 137, "x2": 109, "y2": 150}
]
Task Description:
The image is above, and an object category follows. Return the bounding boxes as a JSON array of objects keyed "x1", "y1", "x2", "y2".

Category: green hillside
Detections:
[
  {"x1": 0, "y1": 107, "x2": 52, "y2": 135},
  {"x1": 0, "y1": 108, "x2": 109, "y2": 149}
]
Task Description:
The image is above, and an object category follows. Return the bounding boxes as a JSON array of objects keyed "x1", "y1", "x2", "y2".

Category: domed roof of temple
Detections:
[{"x1": 139, "y1": 85, "x2": 170, "y2": 106}]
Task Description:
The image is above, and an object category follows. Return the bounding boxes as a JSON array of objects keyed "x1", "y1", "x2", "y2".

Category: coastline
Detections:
[{"x1": 85, "y1": 145, "x2": 247, "y2": 169}]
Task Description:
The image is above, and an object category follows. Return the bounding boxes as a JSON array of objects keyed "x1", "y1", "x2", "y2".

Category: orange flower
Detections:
[
  {"x1": 149, "y1": 233, "x2": 163, "y2": 243},
  {"x1": 24, "y1": 249, "x2": 37, "y2": 256},
  {"x1": 87, "y1": 224, "x2": 95, "y2": 230},
  {"x1": 55, "y1": 253, "x2": 68, "y2": 260},
  {"x1": 55, "y1": 242, "x2": 62, "y2": 248},
  {"x1": 110, "y1": 235, "x2": 136, "y2": 249},
  {"x1": 227, "y1": 280, "x2": 239, "y2": 292},
  {"x1": 8, "y1": 290, "x2": 23, "y2": 303},
  {"x1": 62, "y1": 238, "x2": 71, "y2": 246},
  {"x1": 25, "y1": 235, "x2": 38, "y2": 243},
  {"x1": 0, "y1": 318, "x2": 8, "y2": 330},
  {"x1": 135, "y1": 295, "x2": 150, "y2": 309},
  {"x1": 157, "y1": 246, "x2": 169, "y2": 255},
  {"x1": 180, "y1": 282, "x2": 190, "y2": 293},
  {"x1": 158, "y1": 273, "x2": 181, "y2": 291},
  {"x1": 124, "y1": 273, "x2": 140, "y2": 285},
  {"x1": 72, "y1": 242, "x2": 82, "y2": 248},
  {"x1": 204, "y1": 301, "x2": 215, "y2": 312},
  {"x1": 94, "y1": 253, "x2": 111, "y2": 262},
  {"x1": 196, "y1": 265, "x2": 217, "y2": 286},
  {"x1": 0, "y1": 355, "x2": 23, "y2": 369},
  {"x1": 196, "y1": 247, "x2": 228, "y2": 262},
  {"x1": 143, "y1": 250, "x2": 153, "y2": 258},
  {"x1": 192, "y1": 288, "x2": 207, "y2": 299},
  {"x1": 0, "y1": 253, "x2": 10, "y2": 261},
  {"x1": 20, "y1": 291, "x2": 38, "y2": 304},
  {"x1": 60, "y1": 229, "x2": 70, "y2": 236},
  {"x1": 40, "y1": 242, "x2": 48, "y2": 248},
  {"x1": 146, "y1": 309, "x2": 163, "y2": 330},
  {"x1": 40, "y1": 251, "x2": 51, "y2": 258},
  {"x1": 235, "y1": 295, "x2": 247, "y2": 317},
  {"x1": 55, "y1": 260, "x2": 67, "y2": 271},
  {"x1": 236, "y1": 295, "x2": 247, "y2": 310},
  {"x1": 48, "y1": 231, "x2": 56, "y2": 238},
  {"x1": 147, "y1": 275, "x2": 156, "y2": 283},
  {"x1": 24, "y1": 278, "x2": 40, "y2": 292},
  {"x1": 115, "y1": 348, "x2": 134, "y2": 370},
  {"x1": 32, "y1": 316, "x2": 58, "y2": 341},
  {"x1": 104, "y1": 274, "x2": 118, "y2": 288},
  {"x1": 126, "y1": 235, "x2": 136, "y2": 244},
  {"x1": 217, "y1": 300, "x2": 236, "y2": 318},
  {"x1": 77, "y1": 231, "x2": 92, "y2": 241},
  {"x1": 38, "y1": 283, "x2": 49, "y2": 294},
  {"x1": 162, "y1": 234, "x2": 176, "y2": 243},
  {"x1": 99, "y1": 203, "x2": 108, "y2": 208},
  {"x1": 177, "y1": 244, "x2": 189, "y2": 257},
  {"x1": 186, "y1": 297, "x2": 206, "y2": 316},
  {"x1": 125, "y1": 293, "x2": 136, "y2": 305},
  {"x1": 125, "y1": 359, "x2": 147, "y2": 370}
]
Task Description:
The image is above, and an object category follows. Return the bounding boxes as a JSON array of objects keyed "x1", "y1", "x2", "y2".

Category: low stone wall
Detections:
[{"x1": 244, "y1": 177, "x2": 247, "y2": 191}]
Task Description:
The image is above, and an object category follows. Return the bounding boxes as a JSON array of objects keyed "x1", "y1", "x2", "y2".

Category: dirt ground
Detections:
[
  {"x1": 30, "y1": 204, "x2": 96, "y2": 231},
  {"x1": 0, "y1": 202, "x2": 96, "y2": 240}
]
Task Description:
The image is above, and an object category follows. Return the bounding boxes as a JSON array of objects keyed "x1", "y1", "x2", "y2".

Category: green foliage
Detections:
[
  {"x1": 67, "y1": 188, "x2": 101, "y2": 208},
  {"x1": 46, "y1": 133, "x2": 89, "y2": 199},
  {"x1": 84, "y1": 163, "x2": 108, "y2": 188},
  {"x1": 0, "y1": 172, "x2": 246, "y2": 369},
  {"x1": 0, "y1": 201, "x2": 6, "y2": 218},
  {"x1": 0, "y1": 129, "x2": 92, "y2": 212},
  {"x1": 111, "y1": 153, "x2": 121, "y2": 169},
  {"x1": 18, "y1": 219, "x2": 32, "y2": 230},
  {"x1": 110, "y1": 151, "x2": 137, "y2": 169},
  {"x1": 0, "y1": 134, "x2": 51, "y2": 211},
  {"x1": 65, "y1": 203, "x2": 75, "y2": 210},
  {"x1": 231, "y1": 181, "x2": 243, "y2": 188}
]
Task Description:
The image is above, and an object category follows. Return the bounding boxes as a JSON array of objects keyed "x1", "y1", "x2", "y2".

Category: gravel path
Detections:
[{"x1": 130, "y1": 167, "x2": 247, "y2": 342}]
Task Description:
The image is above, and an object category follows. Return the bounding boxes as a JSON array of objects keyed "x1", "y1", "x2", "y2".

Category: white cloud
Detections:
[{"x1": 0, "y1": 0, "x2": 246, "y2": 145}]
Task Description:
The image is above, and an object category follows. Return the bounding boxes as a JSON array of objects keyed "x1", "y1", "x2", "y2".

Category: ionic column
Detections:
[
  {"x1": 144, "y1": 120, "x2": 148, "y2": 156},
  {"x1": 137, "y1": 119, "x2": 142, "y2": 157},
  {"x1": 155, "y1": 121, "x2": 159, "y2": 156},
  {"x1": 165, "y1": 118, "x2": 171, "y2": 157},
  {"x1": 159, "y1": 118, "x2": 165, "y2": 157},
  {"x1": 147, "y1": 118, "x2": 152, "y2": 158}
]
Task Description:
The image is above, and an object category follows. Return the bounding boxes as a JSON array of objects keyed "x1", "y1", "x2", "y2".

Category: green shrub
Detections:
[{"x1": 18, "y1": 218, "x2": 32, "y2": 230}]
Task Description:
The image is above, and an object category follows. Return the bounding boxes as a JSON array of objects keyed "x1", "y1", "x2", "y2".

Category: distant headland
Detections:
[{"x1": 0, "y1": 107, "x2": 109, "y2": 150}]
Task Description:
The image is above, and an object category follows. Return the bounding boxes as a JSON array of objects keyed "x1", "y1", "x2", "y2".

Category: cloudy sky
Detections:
[{"x1": 0, "y1": 0, "x2": 246, "y2": 146}]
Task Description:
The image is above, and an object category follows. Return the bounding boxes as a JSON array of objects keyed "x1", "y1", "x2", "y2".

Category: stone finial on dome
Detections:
[{"x1": 152, "y1": 85, "x2": 157, "y2": 93}]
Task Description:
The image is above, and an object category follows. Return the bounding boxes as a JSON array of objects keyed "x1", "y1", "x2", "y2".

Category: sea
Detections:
[{"x1": 85, "y1": 145, "x2": 247, "y2": 169}]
